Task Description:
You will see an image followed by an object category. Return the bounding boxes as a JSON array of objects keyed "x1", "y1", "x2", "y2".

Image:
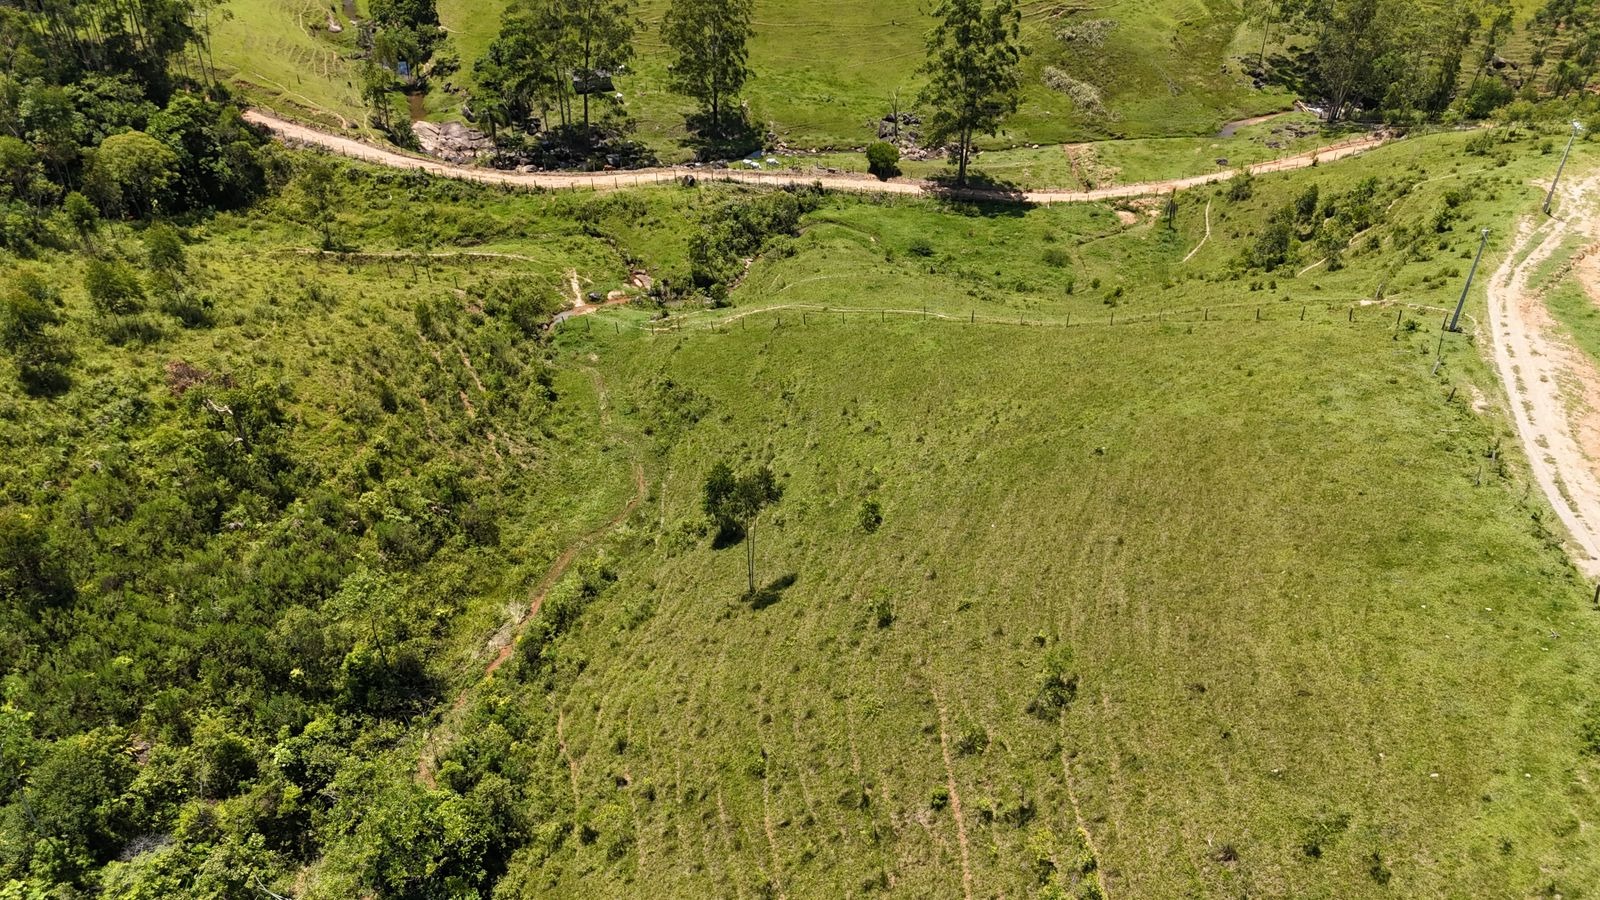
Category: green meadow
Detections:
[
  {"x1": 10, "y1": 122, "x2": 1600, "y2": 897},
  {"x1": 216, "y1": 0, "x2": 1297, "y2": 156}
]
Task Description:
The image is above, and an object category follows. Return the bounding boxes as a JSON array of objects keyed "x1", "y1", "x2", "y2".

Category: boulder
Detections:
[{"x1": 412, "y1": 120, "x2": 494, "y2": 164}]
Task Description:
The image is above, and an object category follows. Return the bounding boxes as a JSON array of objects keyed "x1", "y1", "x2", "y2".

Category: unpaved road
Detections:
[
  {"x1": 1486, "y1": 173, "x2": 1600, "y2": 577},
  {"x1": 244, "y1": 108, "x2": 1392, "y2": 205}
]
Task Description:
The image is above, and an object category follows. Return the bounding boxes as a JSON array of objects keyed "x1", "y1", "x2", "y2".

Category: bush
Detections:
[
  {"x1": 908, "y1": 237, "x2": 934, "y2": 257},
  {"x1": 83, "y1": 258, "x2": 145, "y2": 315},
  {"x1": 1226, "y1": 170, "x2": 1255, "y2": 202},
  {"x1": 866, "y1": 589, "x2": 894, "y2": 628},
  {"x1": 858, "y1": 498, "x2": 882, "y2": 533},
  {"x1": 1028, "y1": 644, "x2": 1078, "y2": 717},
  {"x1": 1463, "y1": 77, "x2": 1514, "y2": 119},
  {"x1": 865, "y1": 142, "x2": 900, "y2": 179},
  {"x1": 688, "y1": 187, "x2": 823, "y2": 288}
]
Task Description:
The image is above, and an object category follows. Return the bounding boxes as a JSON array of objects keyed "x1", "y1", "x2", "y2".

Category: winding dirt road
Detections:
[
  {"x1": 244, "y1": 108, "x2": 1392, "y2": 205},
  {"x1": 1486, "y1": 174, "x2": 1600, "y2": 577}
]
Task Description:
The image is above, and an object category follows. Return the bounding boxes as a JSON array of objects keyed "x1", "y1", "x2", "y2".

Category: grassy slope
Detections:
[
  {"x1": 211, "y1": 0, "x2": 370, "y2": 130},
  {"x1": 520, "y1": 306, "x2": 1599, "y2": 897},
  {"x1": 13, "y1": 127, "x2": 1600, "y2": 896},
  {"x1": 222, "y1": 0, "x2": 1294, "y2": 153},
  {"x1": 390, "y1": 129, "x2": 1600, "y2": 896}
]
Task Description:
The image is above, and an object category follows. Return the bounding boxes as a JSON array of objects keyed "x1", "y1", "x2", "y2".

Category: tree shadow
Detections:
[
  {"x1": 746, "y1": 572, "x2": 797, "y2": 610},
  {"x1": 679, "y1": 110, "x2": 764, "y2": 163},
  {"x1": 926, "y1": 170, "x2": 1029, "y2": 216},
  {"x1": 711, "y1": 521, "x2": 746, "y2": 550},
  {"x1": 497, "y1": 125, "x2": 659, "y2": 171},
  {"x1": 1254, "y1": 47, "x2": 1320, "y2": 101}
]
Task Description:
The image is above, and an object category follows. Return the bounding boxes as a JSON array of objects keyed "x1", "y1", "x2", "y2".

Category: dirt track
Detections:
[
  {"x1": 417, "y1": 368, "x2": 645, "y2": 788},
  {"x1": 244, "y1": 108, "x2": 1392, "y2": 205},
  {"x1": 1485, "y1": 174, "x2": 1600, "y2": 577}
]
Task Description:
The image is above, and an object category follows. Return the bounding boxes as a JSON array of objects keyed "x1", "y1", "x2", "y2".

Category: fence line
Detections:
[{"x1": 552, "y1": 295, "x2": 1479, "y2": 340}]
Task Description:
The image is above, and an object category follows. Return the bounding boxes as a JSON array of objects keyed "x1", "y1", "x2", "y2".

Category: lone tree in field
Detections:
[
  {"x1": 662, "y1": 0, "x2": 755, "y2": 134},
  {"x1": 918, "y1": 0, "x2": 1024, "y2": 187},
  {"x1": 704, "y1": 461, "x2": 782, "y2": 595}
]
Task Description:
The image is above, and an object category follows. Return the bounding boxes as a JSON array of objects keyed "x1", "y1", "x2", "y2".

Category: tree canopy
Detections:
[
  {"x1": 662, "y1": 0, "x2": 756, "y2": 134},
  {"x1": 917, "y1": 0, "x2": 1025, "y2": 186}
]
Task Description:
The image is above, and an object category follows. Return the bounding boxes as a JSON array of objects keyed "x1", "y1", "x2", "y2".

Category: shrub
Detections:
[
  {"x1": 1028, "y1": 644, "x2": 1078, "y2": 717},
  {"x1": 1247, "y1": 207, "x2": 1296, "y2": 270},
  {"x1": 689, "y1": 187, "x2": 822, "y2": 288},
  {"x1": 858, "y1": 498, "x2": 882, "y2": 533},
  {"x1": 1294, "y1": 184, "x2": 1320, "y2": 225},
  {"x1": 955, "y1": 721, "x2": 989, "y2": 755},
  {"x1": 866, "y1": 589, "x2": 894, "y2": 628},
  {"x1": 1227, "y1": 170, "x2": 1255, "y2": 202},
  {"x1": 1463, "y1": 77, "x2": 1514, "y2": 119},
  {"x1": 83, "y1": 258, "x2": 145, "y2": 315},
  {"x1": 865, "y1": 141, "x2": 900, "y2": 179},
  {"x1": 908, "y1": 237, "x2": 934, "y2": 257}
]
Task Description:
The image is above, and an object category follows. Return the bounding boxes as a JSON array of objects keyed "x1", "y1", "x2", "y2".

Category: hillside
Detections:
[
  {"x1": 215, "y1": 0, "x2": 1294, "y2": 152},
  {"x1": 9, "y1": 116, "x2": 1600, "y2": 896}
]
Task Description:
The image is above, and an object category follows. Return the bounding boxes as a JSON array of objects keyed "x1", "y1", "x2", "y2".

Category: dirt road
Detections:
[
  {"x1": 1485, "y1": 174, "x2": 1600, "y2": 577},
  {"x1": 243, "y1": 108, "x2": 1392, "y2": 205}
]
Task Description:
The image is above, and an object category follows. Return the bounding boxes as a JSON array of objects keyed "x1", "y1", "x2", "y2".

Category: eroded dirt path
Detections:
[
  {"x1": 1486, "y1": 174, "x2": 1600, "y2": 577},
  {"x1": 417, "y1": 368, "x2": 645, "y2": 787},
  {"x1": 930, "y1": 686, "x2": 975, "y2": 900},
  {"x1": 245, "y1": 108, "x2": 1391, "y2": 204}
]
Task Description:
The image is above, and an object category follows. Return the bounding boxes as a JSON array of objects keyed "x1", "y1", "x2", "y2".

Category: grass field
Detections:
[
  {"x1": 218, "y1": 0, "x2": 1297, "y2": 155},
  {"x1": 12, "y1": 124, "x2": 1600, "y2": 897},
  {"x1": 415, "y1": 128, "x2": 1600, "y2": 895},
  {"x1": 505, "y1": 306, "x2": 1600, "y2": 897},
  {"x1": 211, "y1": 0, "x2": 370, "y2": 129}
]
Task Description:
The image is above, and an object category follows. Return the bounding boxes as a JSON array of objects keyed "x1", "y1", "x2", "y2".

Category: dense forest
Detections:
[{"x1": 0, "y1": 1, "x2": 596, "y2": 894}]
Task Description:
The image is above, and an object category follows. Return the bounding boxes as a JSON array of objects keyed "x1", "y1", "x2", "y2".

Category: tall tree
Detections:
[
  {"x1": 565, "y1": 0, "x2": 639, "y2": 129},
  {"x1": 917, "y1": 0, "x2": 1024, "y2": 186},
  {"x1": 662, "y1": 0, "x2": 755, "y2": 134},
  {"x1": 1309, "y1": 0, "x2": 1402, "y2": 123},
  {"x1": 1467, "y1": 0, "x2": 1513, "y2": 94},
  {"x1": 478, "y1": 0, "x2": 570, "y2": 131},
  {"x1": 704, "y1": 462, "x2": 782, "y2": 595}
]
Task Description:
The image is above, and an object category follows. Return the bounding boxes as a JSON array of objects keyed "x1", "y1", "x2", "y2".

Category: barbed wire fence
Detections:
[{"x1": 552, "y1": 295, "x2": 1482, "y2": 341}]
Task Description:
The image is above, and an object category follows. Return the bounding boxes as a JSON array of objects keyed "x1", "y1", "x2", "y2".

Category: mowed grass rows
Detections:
[
  {"x1": 517, "y1": 308, "x2": 1600, "y2": 896},
  {"x1": 428, "y1": 129, "x2": 1600, "y2": 896}
]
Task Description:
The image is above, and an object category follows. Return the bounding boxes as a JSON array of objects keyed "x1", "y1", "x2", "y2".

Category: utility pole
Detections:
[
  {"x1": 1544, "y1": 120, "x2": 1583, "y2": 216},
  {"x1": 1448, "y1": 227, "x2": 1490, "y2": 333}
]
